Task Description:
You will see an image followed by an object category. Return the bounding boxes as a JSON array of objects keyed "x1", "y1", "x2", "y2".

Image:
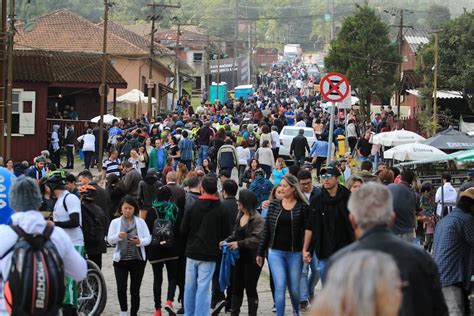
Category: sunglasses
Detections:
[{"x1": 320, "y1": 174, "x2": 335, "y2": 180}]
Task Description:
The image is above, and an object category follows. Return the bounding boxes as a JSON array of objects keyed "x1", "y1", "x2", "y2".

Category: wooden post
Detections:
[{"x1": 98, "y1": 0, "x2": 109, "y2": 168}]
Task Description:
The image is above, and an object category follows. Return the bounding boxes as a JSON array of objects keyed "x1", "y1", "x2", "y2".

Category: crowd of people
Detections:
[{"x1": 0, "y1": 61, "x2": 472, "y2": 316}]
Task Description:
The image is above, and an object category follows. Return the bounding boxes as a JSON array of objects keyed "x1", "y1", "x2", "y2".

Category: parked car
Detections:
[{"x1": 278, "y1": 126, "x2": 316, "y2": 159}]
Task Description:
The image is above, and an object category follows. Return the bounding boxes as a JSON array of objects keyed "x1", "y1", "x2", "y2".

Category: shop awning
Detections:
[
  {"x1": 396, "y1": 148, "x2": 474, "y2": 167},
  {"x1": 406, "y1": 89, "x2": 463, "y2": 99}
]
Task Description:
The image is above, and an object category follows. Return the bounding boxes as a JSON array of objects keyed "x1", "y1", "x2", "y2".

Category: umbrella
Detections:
[
  {"x1": 116, "y1": 89, "x2": 157, "y2": 104},
  {"x1": 384, "y1": 143, "x2": 447, "y2": 161},
  {"x1": 372, "y1": 129, "x2": 425, "y2": 147},
  {"x1": 91, "y1": 114, "x2": 120, "y2": 124},
  {"x1": 423, "y1": 127, "x2": 474, "y2": 150}
]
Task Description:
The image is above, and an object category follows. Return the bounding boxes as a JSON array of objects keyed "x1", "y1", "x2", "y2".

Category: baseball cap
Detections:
[{"x1": 320, "y1": 165, "x2": 341, "y2": 178}]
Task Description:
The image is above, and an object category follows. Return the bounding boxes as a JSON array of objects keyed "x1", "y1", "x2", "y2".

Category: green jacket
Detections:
[{"x1": 149, "y1": 147, "x2": 168, "y2": 171}]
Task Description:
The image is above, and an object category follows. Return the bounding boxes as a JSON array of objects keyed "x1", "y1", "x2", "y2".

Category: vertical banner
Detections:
[{"x1": 0, "y1": 168, "x2": 16, "y2": 224}]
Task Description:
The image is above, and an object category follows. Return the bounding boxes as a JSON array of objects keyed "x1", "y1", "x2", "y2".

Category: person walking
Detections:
[
  {"x1": 256, "y1": 140, "x2": 275, "y2": 179},
  {"x1": 77, "y1": 129, "x2": 95, "y2": 170},
  {"x1": 435, "y1": 173, "x2": 458, "y2": 217},
  {"x1": 51, "y1": 124, "x2": 61, "y2": 168},
  {"x1": 304, "y1": 166, "x2": 353, "y2": 282},
  {"x1": 145, "y1": 186, "x2": 181, "y2": 316},
  {"x1": 217, "y1": 138, "x2": 238, "y2": 177},
  {"x1": 180, "y1": 176, "x2": 231, "y2": 316},
  {"x1": 256, "y1": 174, "x2": 311, "y2": 316},
  {"x1": 120, "y1": 161, "x2": 142, "y2": 198},
  {"x1": 249, "y1": 169, "x2": 274, "y2": 210},
  {"x1": 387, "y1": 169, "x2": 418, "y2": 244},
  {"x1": 137, "y1": 168, "x2": 163, "y2": 219},
  {"x1": 326, "y1": 182, "x2": 448, "y2": 315},
  {"x1": 236, "y1": 140, "x2": 251, "y2": 187},
  {"x1": 271, "y1": 158, "x2": 288, "y2": 185},
  {"x1": 149, "y1": 139, "x2": 169, "y2": 175},
  {"x1": 433, "y1": 187, "x2": 474, "y2": 316},
  {"x1": 221, "y1": 190, "x2": 264, "y2": 316},
  {"x1": 108, "y1": 196, "x2": 152, "y2": 316},
  {"x1": 178, "y1": 130, "x2": 194, "y2": 171},
  {"x1": 290, "y1": 129, "x2": 309, "y2": 167},
  {"x1": 64, "y1": 123, "x2": 76, "y2": 169},
  {"x1": 197, "y1": 122, "x2": 214, "y2": 166}
]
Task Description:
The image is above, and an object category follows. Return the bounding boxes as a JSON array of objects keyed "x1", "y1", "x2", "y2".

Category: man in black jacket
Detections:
[
  {"x1": 303, "y1": 166, "x2": 353, "y2": 283},
  {"x1": 290, "y1": 129, "x2": 310, "y2": 166},
  {"x1": 327, "y1": 182, "x2": 448, "y2": 316},
  {"x1": 64, "y1": 123, "x2": 76, "y2": 169},
  {"x1": 180, "y1": 176, "x2": 231, "y2": 316}
]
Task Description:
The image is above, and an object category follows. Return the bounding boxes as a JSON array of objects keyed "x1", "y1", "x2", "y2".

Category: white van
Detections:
[{"x1": 278, "y1": 126, "x2": 316, "y2": 158}]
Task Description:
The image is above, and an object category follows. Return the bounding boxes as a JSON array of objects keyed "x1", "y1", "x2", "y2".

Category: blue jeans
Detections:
[
  {"x1": 299, "y1": 252, "x2": 320, "y2": 302},
  {"x1": 184, "y1": 258, "x2": 216, "y2": 316},
  {"x1": 317, "y1": 259, "x2": 328, "y2": 284},
  {"x1": 268, "y1": 249, "x2": 303, "y2": 316},
  {"x1": 198, "y1": 145, "x2": 209, "y2": 166}
]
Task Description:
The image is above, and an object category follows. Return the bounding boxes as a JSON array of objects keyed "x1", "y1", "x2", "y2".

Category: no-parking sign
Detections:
[{"x1": 320, "y1": 73, "x2": 350, "y2": 103}]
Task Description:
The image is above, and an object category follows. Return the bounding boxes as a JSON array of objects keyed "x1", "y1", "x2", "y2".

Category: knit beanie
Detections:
[{"x1": 9, "y1": 175, "x2": 43, "y2": 212}]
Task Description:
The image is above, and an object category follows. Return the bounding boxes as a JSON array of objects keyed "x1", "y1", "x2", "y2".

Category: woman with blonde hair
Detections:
[
  {"x1": 271, "y1": 158, "x2": 288, "y2": 185},
  {"x1": 256, "y1": 174, "x2": 310, "y2": 316},
  {"x1": 312, "y1": 250, "x2": 402, "y2": 316},
  {"x1": 175, "y1": 163, "x2": 189, "y2": 186}
]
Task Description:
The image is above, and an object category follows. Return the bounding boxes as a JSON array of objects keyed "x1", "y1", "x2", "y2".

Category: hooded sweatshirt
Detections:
[
  {"x1": 180, "y1": 195, "x2": 231, "y2": 261},
  {"x1": 137, "y1": 175, "x2": 163, "y2": 210}
]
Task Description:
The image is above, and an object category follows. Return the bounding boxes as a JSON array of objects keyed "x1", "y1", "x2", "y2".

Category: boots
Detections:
[
  {"x1": 230, "y1": 295, "x2": 243, "y2": 316},
  {"x1": 248, "y1": 297, "x2": 259, "y2": 316}
]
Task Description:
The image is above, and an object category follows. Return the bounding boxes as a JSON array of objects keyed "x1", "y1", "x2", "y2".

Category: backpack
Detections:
[
  {"x1": 247, "y1": 133, "x2": 257, "y2": 147},
  {"x1": 151, "y1": 201, "x2": 178, "y2": 248},
  {"x1": 81, "y1": 202, "x2": 105, "y2": 246},
  {"x1": 2, "y1": 223, "x2": 65, "y2": 316}
]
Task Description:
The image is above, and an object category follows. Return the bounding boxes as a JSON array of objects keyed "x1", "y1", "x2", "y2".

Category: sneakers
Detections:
[
  {"x1": 164, "y1": 301, "x2": 176, "y2": 316},
  {"x1": 176, "y1": 307, "x2": 185, "y2": 314},
  {"x1": 272, "y1": 305, "x2": 276, "y2": 313},
  {"x1": 299, "y1": 300, "x2": 309, "y2": 312},
  {"x1": 211, "y1": 299, "x2": 226, "y2": 316},
  {"x1": 119, "y1": 312, "x2": 128, "y2": 316},
  {"x1": 153, "y1": 309, "x2": 162, "y2": 316}
]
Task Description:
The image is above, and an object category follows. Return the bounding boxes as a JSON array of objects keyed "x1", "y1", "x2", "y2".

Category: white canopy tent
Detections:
[
  {"x1": 91, "y1": 114, "x2": 120, "y2": 124},
  {"x1": 371, "y1": 129, "x2": 425, "y2": 147},
  {"x1": 117, "y1": 89, "x2": 157, "y2": 104},
  {"x1": 383, "y1": 143, "x2": 447, "y2": 161}
]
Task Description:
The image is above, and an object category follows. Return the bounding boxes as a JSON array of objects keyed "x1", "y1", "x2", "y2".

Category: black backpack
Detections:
[
  {"x1": 81, "y1": 202, "x2": 105, "y2": 246},
  {"x1": 2, "y1": 223, "x2": 65, "y2": 316},
  {"x1": 151, "y1": 201, "x2": 177, "y2": 248}
]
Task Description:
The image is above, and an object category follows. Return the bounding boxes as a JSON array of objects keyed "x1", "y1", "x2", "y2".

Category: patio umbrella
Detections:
[
  {"x1": 423, "y1": 127, "x2": 474, "y2": 150},
  {"x1": 372, "y1": 129, "x2": 425, "y2": 147},
  {"x1": 116, "y1": 89, "x2": 157, "y2": 104},
  {"x1": 384, "y1": 143, "x2": 447, "y2": 161},
  {"x1": 91, "y1": 114, "x2": 120, "y2": 124}
]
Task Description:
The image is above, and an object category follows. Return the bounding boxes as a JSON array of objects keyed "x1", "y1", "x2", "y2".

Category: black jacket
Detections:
[
  {"x1": 180, "y1": 196, "x2": 231, "y2": 261},
  {"x1": 221, "y1": 197, "x2": 239, "y2": 236},
  {"x1": 328, "y1": 226, "x2": 448, "y2": 316},
  {"x1": 65, "y1": 128, "x2": 76, "y2": 146},
  {"x1": 290, "y1": 134, "x2": 310, "y2": 157},
  {"x1": 82, "y1": 202, "x2": 107, "y2": 256},
  {"x1": 310, "y1": 185, "x2": 354, "y2": 259},
  {"x1": 257, "y1": 199, "x2": 311, "y2": 256},
  {"x1": 226, "y1": 212, "x2": 264, "y2": 258},
  {"x1": 137, "y1": 176, "x2": 163, "y2": 210}
]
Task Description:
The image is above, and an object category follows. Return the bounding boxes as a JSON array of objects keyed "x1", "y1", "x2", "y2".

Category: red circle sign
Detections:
[{"x1": 320, "y1": 73, "x2": 350, "y2": 103}]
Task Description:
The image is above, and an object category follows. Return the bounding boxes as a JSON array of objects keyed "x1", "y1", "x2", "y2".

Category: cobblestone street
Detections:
[{"x1": 100, "y1": 251, "x2": 314, "y2": 315}]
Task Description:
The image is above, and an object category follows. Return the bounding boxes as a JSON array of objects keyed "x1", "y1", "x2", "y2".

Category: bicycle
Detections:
[{"x1": 78, "y1": 260, "x2": 107, "y2": 315}]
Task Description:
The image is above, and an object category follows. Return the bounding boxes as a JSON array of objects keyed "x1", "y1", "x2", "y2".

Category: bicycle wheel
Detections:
[{"x1": 78, "y1": 260, "x2": 107, "y2": 315}]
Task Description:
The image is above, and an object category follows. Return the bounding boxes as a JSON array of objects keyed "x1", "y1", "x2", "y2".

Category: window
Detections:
[
  {"x1": 193, "y1": 53, "x2": 203, "y2": 63},
  {"x1": 12, "y1": 91, "x2": 20, "y2": 134}
]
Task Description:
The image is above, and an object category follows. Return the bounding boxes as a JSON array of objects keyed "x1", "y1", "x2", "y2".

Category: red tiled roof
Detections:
[
  {"x1": 14, "y1": 49, "x2": 127, "y2": 86},
  {"x1": 15, "y1": 9, "x2": 146, "y2": 55}
]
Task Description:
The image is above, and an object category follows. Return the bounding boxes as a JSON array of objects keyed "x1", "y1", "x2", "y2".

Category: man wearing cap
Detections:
[
  {"x1": 433, "y1": 187, "x2": 474, "y2": 315},
  {"x1": 290, "y1": 129, "x2": 310, "y2": 167},
  {"x1": 25, "y1": 156, "x2": 46, "y2": 181},
  {"x1": 0, "y1": 176, "x2": 87, "y2": 315},
  {"x1": 303, "y1": 165, "x2": 353, "y2": 282},
  {"x1": 460, "y1": 168, "x2": 474, "y2": 192}
]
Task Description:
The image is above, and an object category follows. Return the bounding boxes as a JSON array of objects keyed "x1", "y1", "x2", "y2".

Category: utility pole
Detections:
[
  {"x1": 433, "y1": 31, "x2": 439, "y2": 135},
  {"x1": 146, "y1": 4, "x2": 160, "y2": 117},
  {"x1": 0, "y1": 0, "x2": 7, "y2": 158},
  {"x1": 5, "y1": 0, "x2": 14, "y2": 159},
  {"x1": 215, "y1": 44, "x2": 220, "y2": 103},
  {"x1": 98, "y1": 0, "x2": 110, "y2": 169},
  {"x1": 172, "y1": 21, "x2": 181, "y2": 110},
  {"x1": 233, "y1": 0, "x2": 239, "y2": 87}
]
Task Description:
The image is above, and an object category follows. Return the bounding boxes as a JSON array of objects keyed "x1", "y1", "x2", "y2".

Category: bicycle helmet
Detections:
[
  {"x1": 44, "y1": 170, "x2": 66, "y2": 191},
  {"x1": 79, "y1": 184, "x2": 96, "y2": 202}
]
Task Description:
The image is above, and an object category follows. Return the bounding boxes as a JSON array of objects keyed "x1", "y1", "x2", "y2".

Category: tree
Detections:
[
  {"x1": 324, "y1": 4, "x2": 400, "y2": 122},
  {"x1": 417, "y1": 10, "x2": 474, "y2": 111}
]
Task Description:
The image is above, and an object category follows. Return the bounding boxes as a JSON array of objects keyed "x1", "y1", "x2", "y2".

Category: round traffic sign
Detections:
[{"x1": 320, "y1": 73, "x2": 350, "y2": 103}]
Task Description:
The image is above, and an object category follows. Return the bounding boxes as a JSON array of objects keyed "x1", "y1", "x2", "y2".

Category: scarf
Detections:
[{"x1": 119, "y1": 216, "x2": 139, "y2": 259}]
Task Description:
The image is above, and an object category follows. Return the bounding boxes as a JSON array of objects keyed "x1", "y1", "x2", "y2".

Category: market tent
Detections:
[
  {"x1": 117, "y1": 89, "x2": 157, "y2": 104},
  {"x1": 423, "y1": 127, "x2": 474, "y2": 150},
  {"x1": 91, "y1": 114, "x2": 120, "y2": 124},
  {"x1": 371, "y1": 129, "x2": 425, "y2": 147},
  {"x1": 384, "y1": 143, "x2": 447, "y2": 161},
  {"x1": 397, "y1": 148, "x2": 474, "y2": 167}
]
